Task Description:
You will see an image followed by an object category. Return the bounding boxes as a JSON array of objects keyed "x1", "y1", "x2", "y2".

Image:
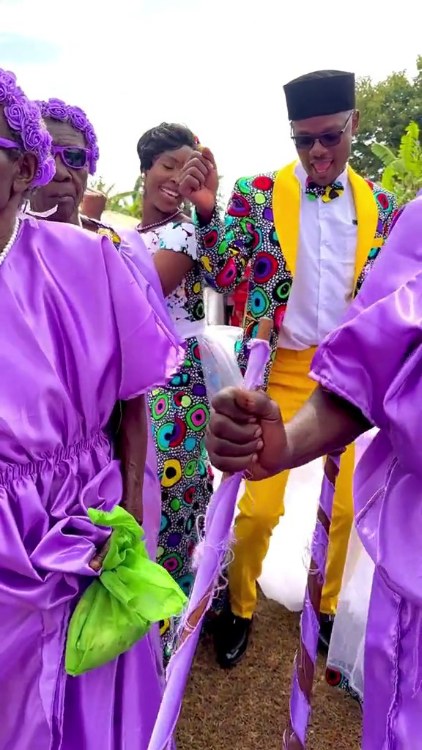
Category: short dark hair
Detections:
[{"x1": 137, "y1": 122, "x2": 196, "y2": 171}]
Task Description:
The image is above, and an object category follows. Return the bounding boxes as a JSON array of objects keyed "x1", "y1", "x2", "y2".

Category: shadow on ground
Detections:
[{"x1": 177, "y1": 594, "x2": 361, "y2": 749}]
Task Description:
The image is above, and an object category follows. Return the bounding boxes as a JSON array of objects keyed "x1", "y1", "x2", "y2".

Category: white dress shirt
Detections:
[{"x1": 278, "y1": 162, "x2": 357, "y2": 350}]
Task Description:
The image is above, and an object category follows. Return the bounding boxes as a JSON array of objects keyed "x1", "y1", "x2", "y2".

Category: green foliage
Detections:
[
  {"x1": 351, "y1": 56, "x2": 422, "y2": 179},
  {"x1": 89, "y1": 175, "x2": 143, "y2": 218},
  {"x1": 371, "y1": 121, "x2": 422, "y2": 205}
]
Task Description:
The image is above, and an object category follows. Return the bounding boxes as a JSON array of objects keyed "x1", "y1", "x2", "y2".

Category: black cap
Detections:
[{"x1": 284, "y1": 70, "x2": 355, "y2": 121}]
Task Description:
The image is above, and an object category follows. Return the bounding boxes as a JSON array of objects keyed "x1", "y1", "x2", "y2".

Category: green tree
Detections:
[
  {"x1": 89, "y1": 176, "x2": 143, "y2": 218},
  {"x1": 351, "y1": 57, "x2": 422, "y2": 180},
  {"x1": 371, "y1": 121, "x2": 422, "y2": 205}
]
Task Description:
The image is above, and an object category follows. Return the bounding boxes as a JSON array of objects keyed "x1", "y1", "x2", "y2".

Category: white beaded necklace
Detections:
[
  {"x1": 138, "y1": 209, "x2": 181, "y2": 234},
  {"x1": 0, "y1": 218, "x2": 20, "y2": 267}
]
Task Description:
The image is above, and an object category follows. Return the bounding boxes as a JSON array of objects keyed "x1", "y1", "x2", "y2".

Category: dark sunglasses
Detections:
[
  {"x1": 0, "y1": 136, "x2": 22, "y2": 153},
  {"x1": 291, "y1": 111, "x2": 353, "y2": 151},
  {"x1": 52, "y1": 145, "x2": 91, "y2": 170}
]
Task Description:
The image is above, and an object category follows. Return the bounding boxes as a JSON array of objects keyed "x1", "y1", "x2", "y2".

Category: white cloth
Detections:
[
  {"x1": 176, "y1": 319, "x2": 206, "y2": 340},
  {"x1": 327, "y1": 526, "x2": 374, "y2": 700},
  {"x1": 278, "y1": 163, "x2": 357, "y2": 350},
  {"x1": 259, "y1": 458, "x2": 323, "y2": 610},
  {"x1": 260, "y1": 430, "x2": 377, "y2": 621},
  {"x1": 204, "y1": 287, "x2": 226, "y2": 325},
  {"x1": 197, "y1": 325, "x2": 243, "y2": 400},
  {"x1": 143, "y1": 221, "x2": 199, "y2": 336},
  {"x1": 325, "y1": 429, "x2": 377, "y2": 700}
]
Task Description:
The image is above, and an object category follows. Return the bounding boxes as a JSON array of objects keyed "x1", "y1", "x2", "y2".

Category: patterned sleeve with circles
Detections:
[{"x1": 194, "y1": 177, "x2": 259, "y2": 293}]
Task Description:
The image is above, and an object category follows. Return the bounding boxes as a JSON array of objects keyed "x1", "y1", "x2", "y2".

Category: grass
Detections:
[{"x1": 177, "y1": 593, "x2": 361, "y2": 749}]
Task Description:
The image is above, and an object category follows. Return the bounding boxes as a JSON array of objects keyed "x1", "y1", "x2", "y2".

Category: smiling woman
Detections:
[{"x1": 136, "y1": 123, "x2": 220, "y2": 663}]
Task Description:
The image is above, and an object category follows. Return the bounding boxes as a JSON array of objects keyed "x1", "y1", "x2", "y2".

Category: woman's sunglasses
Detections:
[
  {"x1": 52, "y1": 145, "x2": 91, "y2": 170},
  {"x1": 0, "y1": 138, "x2": 90, "y2": 171},
  {"x1": 291, "y1": 111, "x2": 353, "y2": 151}
]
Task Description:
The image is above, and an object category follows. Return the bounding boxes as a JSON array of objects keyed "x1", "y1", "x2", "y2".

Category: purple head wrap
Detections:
[
  {"x1": 37, "y1": 98, "x2": 99, "y2": 174},
  {"x1": 0, "y1": 68, "x2": 55, "y2": 187}
]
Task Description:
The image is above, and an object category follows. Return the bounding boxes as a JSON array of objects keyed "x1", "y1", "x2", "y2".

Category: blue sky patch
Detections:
[{"x1": 0, "y1": 33, "x2": 59, "y2": 65}]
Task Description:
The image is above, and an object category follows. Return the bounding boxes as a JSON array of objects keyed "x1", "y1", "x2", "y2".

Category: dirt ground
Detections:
[{"x1": 177, "y1": 593, "x2": 361, "y2": 750}]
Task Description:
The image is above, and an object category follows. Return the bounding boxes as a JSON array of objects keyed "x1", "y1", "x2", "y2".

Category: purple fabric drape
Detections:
[
  {"x1": 0, "y1": 217, "x2": 184, "y2": 749},
  {"x1": 310, "y1": 196, "x2": 422, "y2": 748}
]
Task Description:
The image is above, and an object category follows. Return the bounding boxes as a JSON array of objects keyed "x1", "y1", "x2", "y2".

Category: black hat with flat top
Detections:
[{"x1": 284, "y1": 70, "x2": 355, "y2": 121}]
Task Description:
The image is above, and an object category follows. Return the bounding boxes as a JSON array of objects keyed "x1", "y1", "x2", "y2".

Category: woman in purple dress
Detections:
[
  {"x1": 30, "y1": 97, "x2": 167, "y2": 558},
  {"x1": 0, "y1": 69, "x2": 183, "y2": 749},
  {"x1": 207, "y1": 194, "x2": 422, "y2": 748}
]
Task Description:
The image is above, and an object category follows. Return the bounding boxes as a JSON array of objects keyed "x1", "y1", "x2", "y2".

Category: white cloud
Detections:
[{"x1": 3, "y1": 0, "x2": 421, "y2": 197}]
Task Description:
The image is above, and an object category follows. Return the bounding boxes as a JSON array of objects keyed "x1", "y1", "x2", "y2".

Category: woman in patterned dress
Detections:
[{"x1": 137, "y1": 123, "x2": 215, "y2": 661}]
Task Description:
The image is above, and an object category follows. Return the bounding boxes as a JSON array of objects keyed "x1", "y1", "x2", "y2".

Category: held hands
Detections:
[
  {"x1": 178, "y1": 147, "x2": 219, "y2": 222},
  {"x1": 90, "y1": 539, "x2": 110, "y2": 572},
  {"x1": 206, "y1": 388, "x2": 288, "y2": 481},
  {"x1": 89, "y1": 490, "x2": 142, "y2": 573}
]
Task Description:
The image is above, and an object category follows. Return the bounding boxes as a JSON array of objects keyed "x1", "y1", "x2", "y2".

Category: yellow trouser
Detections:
[{"x1": 229, "y1": 347, "x2": 355, "y2": 619}]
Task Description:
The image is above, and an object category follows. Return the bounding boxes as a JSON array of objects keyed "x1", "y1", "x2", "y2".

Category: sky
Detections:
[{"x1": 1, "y1": 0, "x2": 421, "y2": 198}]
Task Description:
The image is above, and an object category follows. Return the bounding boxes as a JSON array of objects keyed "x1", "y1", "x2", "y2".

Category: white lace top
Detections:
[{"x1": 141, "y1": 220, "x2": 205, "y2": 337}]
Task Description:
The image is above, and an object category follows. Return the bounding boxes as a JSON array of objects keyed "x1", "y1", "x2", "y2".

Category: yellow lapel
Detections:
[
  {"x1": 272, "y1": 163, "x2": 380, "y2": 285},
  {"x1": 348, "y1": 167, "x2": 380, "y2": 286},
  {"x1": 272, "y1": 161, "x2": 300, "y2": 277}
]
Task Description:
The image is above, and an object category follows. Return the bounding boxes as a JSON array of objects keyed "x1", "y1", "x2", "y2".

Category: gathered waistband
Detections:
[{"x1": 0, "y1": 430, "x2": 109, "y2": 486}]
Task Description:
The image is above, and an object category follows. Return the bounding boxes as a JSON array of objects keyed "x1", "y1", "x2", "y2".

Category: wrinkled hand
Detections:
[
  {"x1": 206, "y1": 388, "x2": 288, "y2": 481},
  {"x1": 89, "y1": 491, "x2": 141, "y2": 573},
  {"x1": 89, "y1": 538, "x2": 110, "y2": 572},
  {"x1": 178, "y1": 147, "x2": 219, "y2": 222}
]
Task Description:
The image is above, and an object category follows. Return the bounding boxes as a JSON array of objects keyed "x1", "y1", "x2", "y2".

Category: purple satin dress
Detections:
[
  {"x1": 0, "y1": 217, "x2": 183, "y2": 749},
  {"x1": 311, "y1": 196, "x2": 422, "y2": 749}
]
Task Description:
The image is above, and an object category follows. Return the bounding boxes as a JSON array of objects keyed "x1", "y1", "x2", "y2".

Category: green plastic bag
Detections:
[{"x1": 65, "y1": 506, "x2": 187, "y2": 676}]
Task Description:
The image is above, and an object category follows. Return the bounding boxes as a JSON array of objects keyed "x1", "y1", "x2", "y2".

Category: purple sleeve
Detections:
[
  {"x1": 117, "y1": 228, "x2": 179, "y2": 335},
  {"x1": 101, "y1": 235, "x2": 184, "y2": 401},
  {"x1": 311, "y1": 197, "x2": 422, "y2": 475}
]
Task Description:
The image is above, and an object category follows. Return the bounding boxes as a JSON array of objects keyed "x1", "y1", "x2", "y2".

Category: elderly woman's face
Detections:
[
  {"x1": 144, "y1": 145, "x2": 194, "y2": 214},
  {"x1": 0, "y1": 109, "x2": 36, "y2": 212},
  {"x1": 31, "y1": 119, "x2": 89, "y2": 224}
]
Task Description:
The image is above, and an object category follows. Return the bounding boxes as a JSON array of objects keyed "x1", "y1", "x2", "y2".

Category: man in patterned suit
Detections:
[{"x1": 179, "y1": 70, "x2": 398, "y2": 668}]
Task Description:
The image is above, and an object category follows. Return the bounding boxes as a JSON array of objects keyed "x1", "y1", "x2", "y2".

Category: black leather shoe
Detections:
[
  {"x1": 318, "y1": 614, "x2": 335, "y2": 653},
  {"x1": 213, "y1": 609, "x2": 252, "y2": 668}
]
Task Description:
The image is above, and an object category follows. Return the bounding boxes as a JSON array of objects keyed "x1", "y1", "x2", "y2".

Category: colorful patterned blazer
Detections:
[{"x1": 196, "y1": 161, "x2": 398, "y2": 384}]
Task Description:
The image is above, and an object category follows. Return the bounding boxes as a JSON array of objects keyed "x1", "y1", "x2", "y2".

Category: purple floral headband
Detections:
[
  {"x1": 37, "y1": 98, "x2": 99, "y2": 174},
  {"x1": 0, "y1": 69, "x2": 55, "y2": 187}
]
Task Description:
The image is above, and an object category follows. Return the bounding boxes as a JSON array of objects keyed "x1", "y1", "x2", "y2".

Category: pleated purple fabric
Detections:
[
  {"x1": 0, "y1": 217, "x2": 184, "y2": 749},
  {"x1": 311, "y1": 196, "x2": 422, "y2": 749}
]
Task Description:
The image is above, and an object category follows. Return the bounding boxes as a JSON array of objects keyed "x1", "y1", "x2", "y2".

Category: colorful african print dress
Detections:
[{"x1": 140, "y1": 220, "x2": 214, "y2": 662}]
